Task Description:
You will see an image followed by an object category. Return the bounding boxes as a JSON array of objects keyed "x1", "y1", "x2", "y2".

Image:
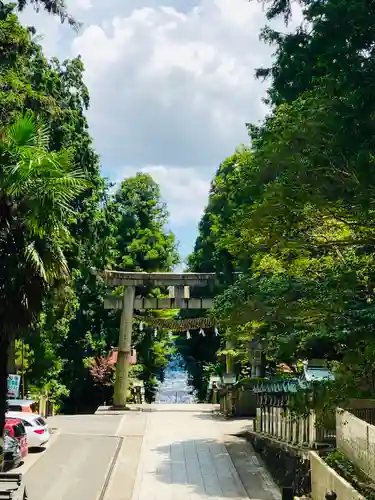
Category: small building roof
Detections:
[
  {"x1": 303, "y1": 366, "x2": 335, "y2": 383},
  {"x1": 108, "y1": 348, "x2": 137, "y2": 365},
  {"x1": 252, "y1": 360, "x2": 334, "y2": 394}
]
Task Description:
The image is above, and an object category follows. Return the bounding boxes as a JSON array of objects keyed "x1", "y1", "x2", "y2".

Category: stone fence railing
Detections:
[
  {"x1": 336, "y1": 407, "x2": 375, "y2": 481},
  {"x1": 310, "y1": 451, "x2": 365, "y2": 500},
  {"x1": 254, "y1": 404, "x2": 334, "y2": 448}
]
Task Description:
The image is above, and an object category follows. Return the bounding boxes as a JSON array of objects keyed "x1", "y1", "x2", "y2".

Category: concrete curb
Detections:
[
  {"x1": 102, "y1": 411, "x2": 147, "y2": 500},
  {"x1": 224, "y1": 433, "x2": 282, "y2": 500},
  {"x1": 95, "y1": 405, "x2": 144, "y2": 415}
]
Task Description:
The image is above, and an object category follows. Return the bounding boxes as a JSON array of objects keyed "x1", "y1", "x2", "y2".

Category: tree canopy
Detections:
[
  {"x1": 186, "y1": 0, "x2": 375, "y2": 404},
  {"x1": 0, "y1": 113, "x2": 88, "y2": 459},
  {"x1": 0, "y1": 0, "x2": 76, "y2": 26},
  {"x1": 109, "y1": 174, "x2": 179, "y2": 273},
  {"x1": 0, "y1": 8, "x2": 180, "y2": 420}
]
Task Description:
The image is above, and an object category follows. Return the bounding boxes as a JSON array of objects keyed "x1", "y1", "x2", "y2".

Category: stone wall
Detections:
[
  {"x1": 218, "y1": 388, "x2": 256, "y2": 417},
  {"x1": 336, "y1": 408, "x2": 375, "y2": 481},
  {"x1": 310, "y1": 451, "x2": 365, "y2": 500},
  {"x1": 245, "y1": 431, "x2": 311, "y2": 495},
  {"x1": 235, "y1": 388, "x2": 256, "y2": 417}
]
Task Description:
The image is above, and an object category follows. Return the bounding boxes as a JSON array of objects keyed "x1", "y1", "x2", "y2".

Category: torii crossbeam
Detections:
[{"x1": 103, "y1": 270, "x2": 217, "y2": 408}]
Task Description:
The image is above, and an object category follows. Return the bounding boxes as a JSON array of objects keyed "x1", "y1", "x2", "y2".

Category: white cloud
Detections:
[
  {"x1": 19, "y1": 0, "x2": 302, "y2": 254},
  {"x1": 116, "y1": 165, "x2": 211, "y2": 226},
  {"x1": 70, "y1": 0, "x2": 289, "y2": 170},
  {"x1": 19, "y1": 0, "x2": 93, "y2": 57},
  {"x1": 75, "y1": 0, "x2": 93, "y2": 11}
]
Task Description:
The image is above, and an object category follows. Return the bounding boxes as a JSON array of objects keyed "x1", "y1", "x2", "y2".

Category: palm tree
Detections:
[{"x1": 0, "y1": 113, "x2": 88, "y2": 463}]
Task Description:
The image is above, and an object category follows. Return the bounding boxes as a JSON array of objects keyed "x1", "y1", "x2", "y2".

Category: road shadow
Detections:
[
  {"x1": 191, "y1": 412, "x2": 226, "y2": 421},
  {"x1": 28, "y1": 447, "x2": 46, "y2": 454},
  {"x1": 192, "y1": 412, "x2": 255, "y2": 439},
  {"x1": 140, "y1": 405, "x2": 220, "y2": 413},
  {"x1": 152, "y1": 436, "x2": 280, "y2": 500}
]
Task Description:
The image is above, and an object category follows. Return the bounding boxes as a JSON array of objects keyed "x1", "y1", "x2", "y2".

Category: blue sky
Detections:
[{"x1": 21, "y1": 0, "x2": 298, "y2": 264}]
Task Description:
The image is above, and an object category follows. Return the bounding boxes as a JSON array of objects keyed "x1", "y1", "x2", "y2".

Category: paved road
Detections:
[
  {"x1": 23, "y1": 406, "x2": 280, "y2": 500},
  {"x1": 129, "y1": 404, "x2": 280, "y2": 500},
  {"x1": 47, "y1": 414, "x2": 123, "y2": 436},
  {"x1": 25, "y1": 415, "x2": 123, "y2": 500},
  {"x1": 132, "y1": 405, "x2": 249, "y2": 500}
]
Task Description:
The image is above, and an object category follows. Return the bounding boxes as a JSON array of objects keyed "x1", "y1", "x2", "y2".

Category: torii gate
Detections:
[{"x1": 103, "y1": 270, "x2": 217, "y2": 408}]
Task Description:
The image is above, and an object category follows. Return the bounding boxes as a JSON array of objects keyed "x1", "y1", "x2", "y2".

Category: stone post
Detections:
[
  {"x1": 256, "y1": 406, "x2": 261, "y2": 432},
  {"x1": 276, "y1": 406, "x2": 282, "y2": 439},
  {"x1": 309, "y1": 411, "x2": 317, "y2": 446},
  {"x1": 113, "y1": 285, "x2": 135, "y2": 408}
]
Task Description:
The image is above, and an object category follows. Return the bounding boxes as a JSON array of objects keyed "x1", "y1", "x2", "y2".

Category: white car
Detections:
[{"x1": 6, "y1": 412, "x2": 50, "y2": 448}]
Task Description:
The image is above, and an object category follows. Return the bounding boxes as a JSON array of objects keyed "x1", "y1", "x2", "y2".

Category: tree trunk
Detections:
[
  {"x1": 0, "y1": 335, "x2": 10, "y2": 469},
  {"x1": 7, "y1": 335, "x2": 15, "y2": 374}
]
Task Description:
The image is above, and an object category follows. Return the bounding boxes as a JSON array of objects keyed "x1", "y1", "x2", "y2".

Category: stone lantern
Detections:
[{"x1": 248, "y1": 339, "x2": 264, "y2": 378}]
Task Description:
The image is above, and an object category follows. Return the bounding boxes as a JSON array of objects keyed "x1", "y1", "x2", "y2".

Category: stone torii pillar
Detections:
[
  {"x1": 103, "y1": 271, "x2": 216, "y2": 409},
  {"x1": 113, "y1": 284, "x2": 135, "y2": 408}
]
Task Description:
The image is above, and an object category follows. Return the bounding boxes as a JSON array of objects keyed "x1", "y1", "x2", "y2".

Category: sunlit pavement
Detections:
[
  {"x1": 23, "y1": 414, "x2": 123, "y2": 500},
  {"x1": 16, "y1": 367, "x2": 279, "y2": 500},
  {"x1": 16, "y1": 428, "x2": 60, "y2": 475},
  {"x1": 16, "y1": 406, "x2": 280, "y2": 500}
]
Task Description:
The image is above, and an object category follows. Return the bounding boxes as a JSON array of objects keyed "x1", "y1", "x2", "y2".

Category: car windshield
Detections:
[
  {"x1": 8, "y1": 405, "x2": 22, "y2": 412},
  {"x1": 35, "y1": 417, "x2": 46, "y2": 426}
]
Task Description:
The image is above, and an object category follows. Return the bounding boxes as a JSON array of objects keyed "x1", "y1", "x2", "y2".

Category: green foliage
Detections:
[
  {"x1": 187, "y1": 0, "x2": 375, "y2": 408},
  {"x1": 215, "y1": 0, "x2": 375, "y2": 374},
  {"x1": 109, "y1": 173, "x2": 179, "y2": 272},
  {"x1": 325, "y1": 450, "x2": 375, "y2": 499},
  {"x1": 0, "y1": 112, "x2": 88, "y2": 338},
  {"x1": 94, "y1": 173, "x2": 180, "y2": 404},
  {"x1": 181, "y1": 149, "x2": 260, "y2": 395},
  {"x1": 188, "y1": 148, "x2": 252, "y2": 281},
  {"x1": 14, "y1": 340, "x2": 33, "y2": 374},
  {"x1": 180, "y1": 150, "x2": 256, "y2": 397},
  {"x1": 0, "y1": 10, "x2": 179, "y2": 416},
  {"x1": 50, "y1": 172, "x2": 179, "y2": 411},
  {"x1": 175, "y1": 328, "x2": 221, "y2": 402},
  {"x1": 0, "y1": 0, "x2": 78, "y2": 27},
  {"x1": 0, "y1": 112, "x2": 88, "y2": 460},
  {"x1": 133, "y1": 323, "x2": 175, "y2": 403},
  {"x1": 26, "y1": 284, "x2": 79, "y2": 398},
  {"x1": 0, "y1": 10, "x2": 111, "y2": 412}
]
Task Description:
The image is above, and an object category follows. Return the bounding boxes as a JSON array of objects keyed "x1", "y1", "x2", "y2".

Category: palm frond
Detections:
[
  {"x1": 2, "y1": 114, "x2": 90, "y2": 296},
  {"x1": 24, "y1": 242, "x2": 47, "y2": 282},
  {"x1": 4, "y1": 112, "x2": 37, "y2": 149},
  {"x1": 34, "y1": 122, "x2": 50, "y2": 152},
  {"x1": 46, "y1": 148, "x2": 76, "y2": 172}
]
